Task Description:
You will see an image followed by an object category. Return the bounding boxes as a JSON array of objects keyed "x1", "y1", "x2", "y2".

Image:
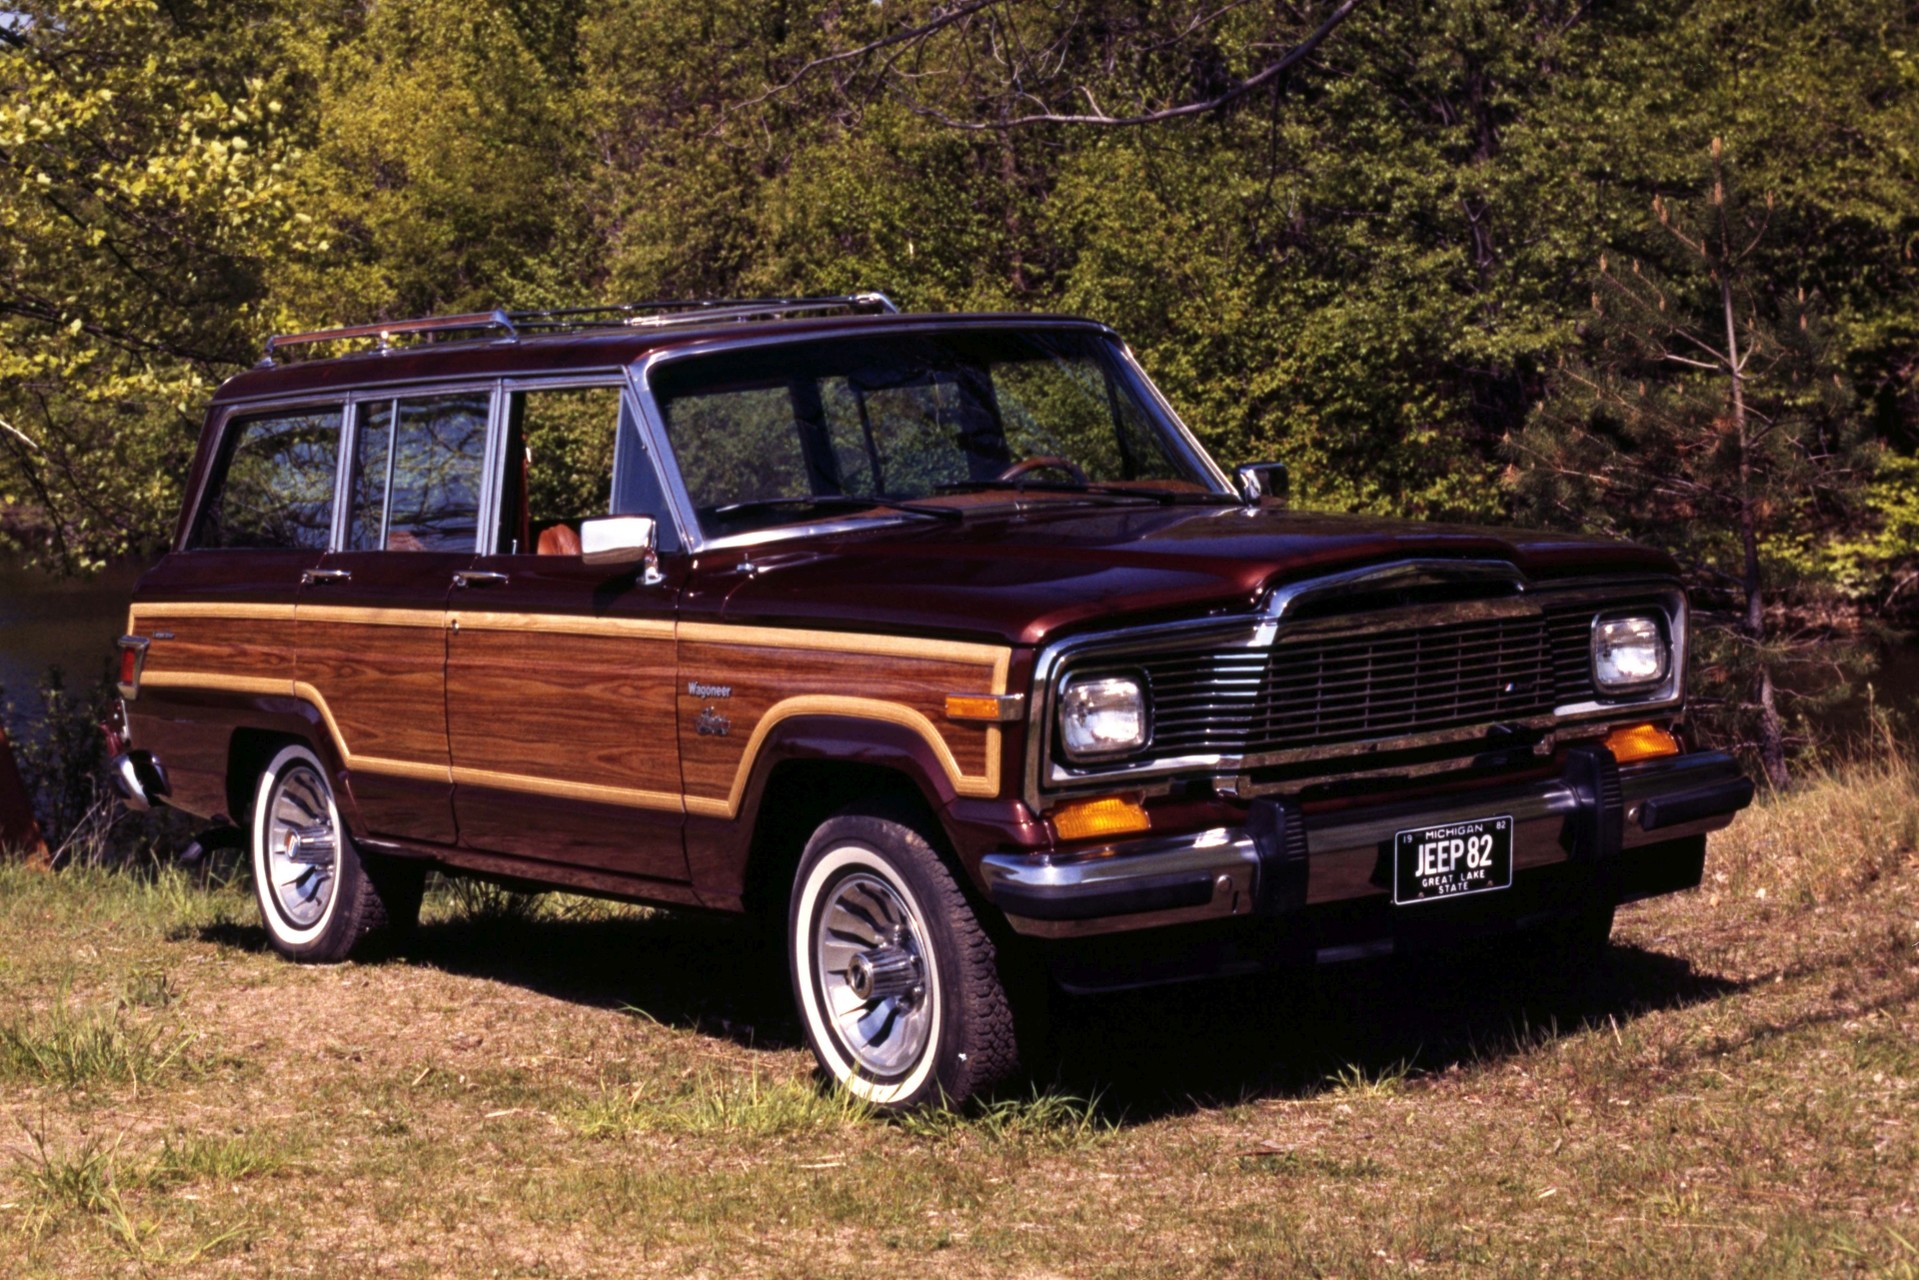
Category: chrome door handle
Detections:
[
  {"x1": 301, "y1": 568, "x2": 351, "y2": 586},
  {"x1": 452, "y1": 571, "x2": 510, "y2": 589}
]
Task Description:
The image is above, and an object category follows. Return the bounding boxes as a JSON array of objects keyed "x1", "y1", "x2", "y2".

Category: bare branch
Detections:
[
  {"x1": 734, "y1": 0, "x2": 1365, "y2": 131},
  {"x1": 910, "y1": 0, "x2": 1363, "y2": 129},
  {"x1": 724, "y1": 0, "x2": 1001, "y2": 117}
]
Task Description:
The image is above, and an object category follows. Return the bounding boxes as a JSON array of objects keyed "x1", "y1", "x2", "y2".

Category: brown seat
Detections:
[{"x1": 536, "y1": 523, "x2": 581, "y2": 556}]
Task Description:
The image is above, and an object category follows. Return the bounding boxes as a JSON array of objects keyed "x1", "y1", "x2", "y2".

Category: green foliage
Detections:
[{"x1": 0, "y1": 0, "x2": 1912, "y2": 639}]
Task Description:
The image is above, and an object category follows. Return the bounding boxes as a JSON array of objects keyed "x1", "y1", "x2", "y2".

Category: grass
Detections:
[
  {"x1": 0, "y1": 993, "x2": 201, "y2": 1089},
  {"x1": 0, "y1": 754, "x2": 1915, "y2": 1276}
]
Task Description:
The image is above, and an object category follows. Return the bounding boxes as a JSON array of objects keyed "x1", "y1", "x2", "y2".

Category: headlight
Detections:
[
  {"x1": 1592, "y1": 614, "x2": 1670, "y2": 693},
  {"x1": 1058, "y1": 674, "x2": 1149, "y2": 760}
]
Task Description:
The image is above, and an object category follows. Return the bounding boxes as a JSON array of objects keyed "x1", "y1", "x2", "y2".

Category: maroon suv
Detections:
[{"x1": 108, "y1": 295, "x2": 1753, "y2": 1107}]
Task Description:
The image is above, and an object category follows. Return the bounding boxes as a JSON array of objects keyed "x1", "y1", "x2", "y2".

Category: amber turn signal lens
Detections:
[
  {"x1": 944, "y1": 693, "x2": 1012, "y2": 722},
  {"x1": 1048, "y1": 795, "x2": 1151, "y2": 842},
  {"x1": 1604, "y1": 722, "x2": 1680, "y2": 764}
]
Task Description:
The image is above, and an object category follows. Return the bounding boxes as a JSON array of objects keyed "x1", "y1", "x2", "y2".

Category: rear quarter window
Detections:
[{"x1": 191, "y1": 407, "x2": 343, "y2": 550}]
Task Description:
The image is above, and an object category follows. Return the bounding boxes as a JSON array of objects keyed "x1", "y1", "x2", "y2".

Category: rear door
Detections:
[
  {"x1": 296, "y1": 387, "x2": 494, "y2": 845},
  {"x1": 444, "y1": 380, "x2": 690, "y2": 885}
]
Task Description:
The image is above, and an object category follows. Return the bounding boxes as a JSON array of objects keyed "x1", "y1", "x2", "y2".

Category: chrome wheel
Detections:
[
  {"x1": 262, "y1": 762, "x2": 338, "y2": 929},
  {"x1": 814, "y1": 869, "x2": 935, "y2": 1079}
]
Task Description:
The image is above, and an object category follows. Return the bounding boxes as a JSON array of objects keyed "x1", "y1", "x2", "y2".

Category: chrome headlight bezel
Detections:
[
  {"x1": 1591, "y1": 612, "x2": 1671, "y2": 695},
  {"x1": 1057, "y1": 673, "x2": 1152, "y2": 762}
]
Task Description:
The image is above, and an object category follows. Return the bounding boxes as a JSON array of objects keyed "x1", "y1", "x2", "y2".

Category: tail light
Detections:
[{"x1": 116, "y1": 636, "x2": 149, "y2": 700}]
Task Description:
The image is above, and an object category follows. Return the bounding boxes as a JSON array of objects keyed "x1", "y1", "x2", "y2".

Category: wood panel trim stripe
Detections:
[
  {"x1": 449, "y1": 765, "x2": 682, "y2": 812},
  {"x1": 129, "y1": 602, "x2": 296, "y2": 626},
  {"x1": 137, "y1": 672, "x2": 452, "y2": 784},
  {"x1": 682, "y1": 694, "x2": 1002, "y2": 820},
  {"x1": 678, "y1": 621, "x2": 1010, "y2": 681},
  {"x1": 449, "y1": 611, "x2": 676, "y2": 640}
]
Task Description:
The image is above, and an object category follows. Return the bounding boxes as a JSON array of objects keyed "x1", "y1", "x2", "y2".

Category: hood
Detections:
[{"x1": 697, "y1": 503, "x2": 1677, "y2": 648}]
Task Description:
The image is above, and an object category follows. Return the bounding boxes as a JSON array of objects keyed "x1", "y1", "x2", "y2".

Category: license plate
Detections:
[{"x1": 1393, "y1": 815, "x2": 1513, "y2": 905}]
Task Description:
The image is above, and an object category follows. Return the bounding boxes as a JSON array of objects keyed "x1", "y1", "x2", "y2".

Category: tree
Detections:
[
  {"x1": 1511, "y1": 140, "x2": 1870, "y2": 787},
  {"x1": 0, "y1": 0, "x2": 342, "y2": 570}
]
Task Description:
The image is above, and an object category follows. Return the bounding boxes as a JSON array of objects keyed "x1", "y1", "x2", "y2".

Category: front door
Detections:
[
  {"x1": 294, "y1": 388, "x2": 492, "y2": 845},
  {"x1": 444, "y1": 382, "x2": 689, "y2": 884}
]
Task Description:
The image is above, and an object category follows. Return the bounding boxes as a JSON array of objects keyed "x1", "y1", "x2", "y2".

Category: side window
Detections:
[
  {"x1": 496, "y1": 385, "x2": 618, "y2": 555},
  {"x1": 191, "y1": 407, "x2": 342, "y2": 550},
  {"x1": 346, "y1": 392, "x2": 489, "y2": 552}
]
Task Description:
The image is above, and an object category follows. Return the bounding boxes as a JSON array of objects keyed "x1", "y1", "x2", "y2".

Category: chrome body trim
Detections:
[
  {"x1": 1023, "y1": 562, "x2": 1689, "y2": 812},
  {"x1": 987, "y1": 751, "x2": 1743, "y2": 940},
  {"x1": 108, "y1": 750, "x2": 169, "y2": 813}
]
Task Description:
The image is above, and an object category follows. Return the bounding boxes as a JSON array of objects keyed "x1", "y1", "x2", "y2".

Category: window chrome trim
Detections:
[{"x1": 1022, "y1": 562, "x2": 1688, "y2": 811}]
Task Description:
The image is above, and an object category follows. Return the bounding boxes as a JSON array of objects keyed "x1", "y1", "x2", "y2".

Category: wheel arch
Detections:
[{"x1": 730, "y1": 715, "x2": 964, "y2": 922}]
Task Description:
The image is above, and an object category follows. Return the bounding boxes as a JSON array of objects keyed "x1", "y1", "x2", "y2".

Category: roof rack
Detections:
[{"x1": 258, "y1": 293, "x2": 900, "y2": 365}]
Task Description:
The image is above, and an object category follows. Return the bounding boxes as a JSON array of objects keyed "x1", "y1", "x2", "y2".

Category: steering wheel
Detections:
[{"x1": 996, "y1": 455, "x2": 1089, "y2": 486}]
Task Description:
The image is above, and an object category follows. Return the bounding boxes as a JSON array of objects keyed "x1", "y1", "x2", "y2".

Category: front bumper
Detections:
[{"x1": 981, "y1": 749, "x2": 1751, "y2": 946}]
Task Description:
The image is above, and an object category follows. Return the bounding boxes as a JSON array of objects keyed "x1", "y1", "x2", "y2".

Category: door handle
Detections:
[
  {"x1": 301, "y1": 568, "x2": 351, "y2": 586},
  {"x1": 452, "y1": 571, "x2": 510, "y2": 589}
]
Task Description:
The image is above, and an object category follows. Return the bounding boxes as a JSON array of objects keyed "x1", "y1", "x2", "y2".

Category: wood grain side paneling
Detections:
[
  {"x1": 130, "y1": 609, "x2": 299, "y2": 687},
  {"x1": 445, "y1": 626, "x2": 682, "y2": 807},
  {"x1": 296, "y1": 618, "x2": 450, "y2": 779},
  {"x1": 677, "y1": 634, "x2": 1009, "y2": 815}
]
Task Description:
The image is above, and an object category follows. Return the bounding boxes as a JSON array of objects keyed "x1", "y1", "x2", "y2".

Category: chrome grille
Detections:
[
  {"x1": 1545, "y1": 606, "x2": 1598, "y2": 704},
  {"x1": 1123, "y1": 614, "x2": 1557, "y2": 758},
  {"x1": 1069, "y1": 605, "x2": 1638, "y2": 762}
]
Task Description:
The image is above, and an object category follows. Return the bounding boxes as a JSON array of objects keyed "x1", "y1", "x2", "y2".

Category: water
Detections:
[{"x1": 0, "y1": 553, "x2": 145, "y2": 716}]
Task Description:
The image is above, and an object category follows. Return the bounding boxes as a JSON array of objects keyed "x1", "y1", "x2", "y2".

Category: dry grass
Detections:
[{"x1": 0, "y1": 757, "x2": 1915, "y2": 1276}]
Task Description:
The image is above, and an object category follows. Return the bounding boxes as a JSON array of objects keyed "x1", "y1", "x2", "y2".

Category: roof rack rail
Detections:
[{"x1": 258, "y1": 293, "x2": 899, "y2": 365}]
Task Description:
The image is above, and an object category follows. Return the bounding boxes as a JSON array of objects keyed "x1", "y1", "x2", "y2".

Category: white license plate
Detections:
[{"x1": 1392, "y1": 815, "x2": 1514, "y2": 905}]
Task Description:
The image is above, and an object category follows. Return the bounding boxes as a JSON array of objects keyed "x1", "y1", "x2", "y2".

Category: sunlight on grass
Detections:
[
  {"x1": 1322, "y1": 1057, "x2": 1417, "y2": 1099},
  {"x1": 893, "y1": 1087, "x2": 1116, "y2": 1148},
  {"x1": 0, "y1": 995, "x2": 201, "y2": 1089},
  {"x1": 573, "y1": 1070, "x2": 876, "y2": 1138},
  {"x1": 1712, "y1": 751, "x2": 1919, "y2": 903}
]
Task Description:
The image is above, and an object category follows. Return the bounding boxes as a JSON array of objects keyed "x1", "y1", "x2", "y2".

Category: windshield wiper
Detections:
[
  {"x1": 933, "y1": 480, "x2": 1190, "y2": 507},
  {"x1": 707, "y1": 495, "x2": 966, "y2": 523}
]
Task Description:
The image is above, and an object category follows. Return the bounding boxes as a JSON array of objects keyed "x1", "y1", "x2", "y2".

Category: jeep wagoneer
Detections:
[{"x1": 108, "y1": 295, "x2": 1754, "y2": 1107}]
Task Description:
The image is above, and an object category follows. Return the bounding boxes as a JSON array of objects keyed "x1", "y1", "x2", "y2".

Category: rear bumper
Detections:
[
  {"x1": 107, "y1": 750, "x2": 170, "y2": 813},
  {"x1": 981, "y1": 749, "x2": 1751, "y2": 944}
]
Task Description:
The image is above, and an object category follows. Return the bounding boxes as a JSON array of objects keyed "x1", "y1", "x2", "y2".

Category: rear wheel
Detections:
[
  {"x1": 250, "y1": 744, "x2": 418, "y2": 962},
  {"x1": 789, "y1": 810, "x2": 1022, "y2": 1109}
]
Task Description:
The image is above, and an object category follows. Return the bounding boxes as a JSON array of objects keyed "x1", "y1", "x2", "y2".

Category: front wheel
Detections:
[
  {"x1": 789, "y1": 811, "x2": 1023, "y2": 1109},
  {"x1": 250, "y1": 743, "x2": 419, "y2": 963}
]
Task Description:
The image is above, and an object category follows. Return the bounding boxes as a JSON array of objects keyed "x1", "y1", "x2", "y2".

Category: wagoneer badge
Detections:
[{"x1": 688, "y1": 680, "x2": 732, "y2": 699}]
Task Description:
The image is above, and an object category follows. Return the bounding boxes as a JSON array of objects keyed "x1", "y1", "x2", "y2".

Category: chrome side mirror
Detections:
[
  {"x1": 581, "y1": 514, "x2": 664, "y2": 584},
  {"x1": 1234, "y1": 461, "x2": 1290, "y2": 506}
]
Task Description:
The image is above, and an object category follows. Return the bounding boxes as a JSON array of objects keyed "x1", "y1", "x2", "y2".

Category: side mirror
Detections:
[
  {"x1": 1234, "y1": 461, "x2": 1290, "y2": 506},
  {"x1": 581, "y1": 514, "x2": 664, "y2": 584}
]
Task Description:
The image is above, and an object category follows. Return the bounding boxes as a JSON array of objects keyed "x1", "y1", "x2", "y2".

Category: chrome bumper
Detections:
[
  {"x1": 108, "y1": 751, "x2": 170, "y2": 813},
  {"x1": 982, "y1": 749, "x2": 1752, "y2": 939}
]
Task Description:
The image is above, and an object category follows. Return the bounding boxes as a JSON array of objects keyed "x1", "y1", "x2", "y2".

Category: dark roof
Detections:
[{"x1": 210, "y1": 311, "x2": 1113, "y2": 406}]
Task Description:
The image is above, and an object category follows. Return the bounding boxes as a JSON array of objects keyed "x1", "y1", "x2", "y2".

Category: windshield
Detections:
[{"x1": 650, "y1": 328, "x2": 1226, "y2": 540}]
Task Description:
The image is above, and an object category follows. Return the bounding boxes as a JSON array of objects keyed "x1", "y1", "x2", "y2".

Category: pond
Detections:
[{"x1": 0, "y1": 552, "x2": 146, "y2": 718}]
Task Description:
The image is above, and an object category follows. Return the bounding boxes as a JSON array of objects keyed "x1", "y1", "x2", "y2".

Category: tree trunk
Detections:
[
  {"x1": 1722, "y1": 270, "x2": 1789, "y2": 790},
  {"x1": 0, "y1": 723, "x2": 49, "y2": 867}
]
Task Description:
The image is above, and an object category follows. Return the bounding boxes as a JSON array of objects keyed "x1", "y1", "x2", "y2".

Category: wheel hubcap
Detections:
[
  {"x1": 815, "y1": 871, "x2": 933, "y2": 1078},
  {"x1": 265, "y1": 764, "x2": 338, "y2": 928}
]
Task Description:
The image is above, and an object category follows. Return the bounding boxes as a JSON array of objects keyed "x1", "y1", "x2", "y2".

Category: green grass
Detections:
[
  {"x1": 0, "y1": 756, "x2": 1916, "y2": 1276},
  {"x1": 0, "y1": 994, "x2": 201, "y2": 1089}
]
